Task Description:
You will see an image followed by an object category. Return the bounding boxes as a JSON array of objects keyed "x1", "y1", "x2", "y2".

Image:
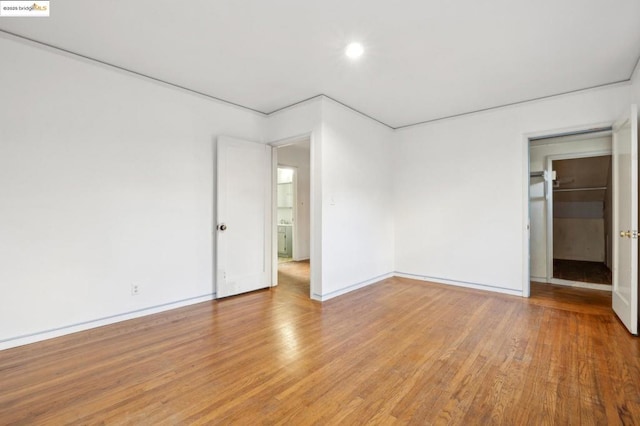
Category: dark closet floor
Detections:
[{"x1": 553, "y1": 259, "x2": 612, "y2": 285}]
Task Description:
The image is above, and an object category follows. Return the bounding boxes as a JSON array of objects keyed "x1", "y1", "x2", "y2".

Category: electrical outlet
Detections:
[{"x1": 131, "y1": 284, "x2": 140, "y2": 296}]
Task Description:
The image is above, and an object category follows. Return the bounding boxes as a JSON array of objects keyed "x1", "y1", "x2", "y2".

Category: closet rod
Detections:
[{"x1": 553, "y1": 187, "x2": 607, "y2": 193}]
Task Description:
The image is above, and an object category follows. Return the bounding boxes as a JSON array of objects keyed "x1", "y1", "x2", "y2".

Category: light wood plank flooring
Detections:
[{"x1": 1, "y1": 266, "x2": 639, "y2": 424}]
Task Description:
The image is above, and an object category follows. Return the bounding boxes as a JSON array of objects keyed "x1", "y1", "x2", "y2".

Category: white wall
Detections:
[
  {"x1": 0, "y1": 36, "x2": 265, "y2": 349},
  {"x1": 266, "y1": 97, "x2": 324, "y2": 298},
  {"x1": 320, "y1": 100, "x2": 395, "y2": 299},
  {"x1": 266, "y1": 97, "x2": 395, "y2": 300},
  {"x1": 633, "y1": 60, "x2": 640, "y2": 104},
  {"x1": 553, "y1": 218, "x2": 604, "y2": 262},
  {"x1": 277, "y1": 142, "x2": 311, "y2": 260},
  {"x1": 2, "y1": 33, "x2": 637, "y2": 350},
  {"x1": 529, "y1": 136, "x2": 611, "y2": 279},
  {"x1": 554, "y1": 201, "x2": 604, "y2": 219},
  {"x1": 394, "y1": 84, "x2": 631, "y2": 295}
]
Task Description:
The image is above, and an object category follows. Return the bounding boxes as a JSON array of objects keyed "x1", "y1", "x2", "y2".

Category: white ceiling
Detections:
[{"x1": 1, "y1": 0, "x2": 639, "y2": 128}]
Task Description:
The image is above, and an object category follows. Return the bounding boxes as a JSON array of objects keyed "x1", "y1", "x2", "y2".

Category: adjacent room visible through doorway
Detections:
[
  {"x1": 551, "y1": 155, "x2": 613, "y2": 286},
  {"x1": 277, "y1": 166, "x2": 295, "y2": 264},
  {"x1": 275, "y1": 140, "x2": 311, "y2": 297},
  {"x1": 529, "y1": 129, "x2": 613, "y2": 295},
  {"x1": 277, "y1": 260, "x2": 310, "y2": 298}
]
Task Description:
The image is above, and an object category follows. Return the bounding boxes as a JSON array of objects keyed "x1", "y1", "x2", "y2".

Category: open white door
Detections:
[
  {"x1": 612, "y1": 104, "x2": 638, "y2": 335},
  {"x1": 217, "y1": 136, "x2": 271, "y2": 298}
]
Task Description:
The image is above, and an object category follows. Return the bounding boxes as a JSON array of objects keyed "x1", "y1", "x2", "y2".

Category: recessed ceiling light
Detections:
[{"x1": 345, "y1": 42, "x2": 364, "y2": 59}]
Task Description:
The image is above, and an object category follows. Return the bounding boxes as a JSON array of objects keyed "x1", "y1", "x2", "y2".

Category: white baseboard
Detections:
[
  {"x1": 394, "y1": 272, "x2": 523, "y2": 297},
  {"x1": 312, "y1": 271, "x2": 525, "y2": 302},
  {"x1": 1, "y1": 270, "x2": 534, "y2": 351},
  {"x1": 0, "y1": 293, "x2": 215, "y2": 351},
  {"x1": 312, "y1": 272, "x2": 394, "y2": 301},
  {"x1": 548, "y1": 278, "x2": 612, "y2": 291}
]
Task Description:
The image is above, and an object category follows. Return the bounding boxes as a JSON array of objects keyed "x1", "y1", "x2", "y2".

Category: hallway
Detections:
[{"x1": 276, "y1": 260, "x2": 310, "y2": 299}]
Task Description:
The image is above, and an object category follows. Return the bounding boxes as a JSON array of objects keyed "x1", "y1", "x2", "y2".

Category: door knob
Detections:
[
  {"x1": 218, "y1": 223, "x2": 227, "y2": 231},
  {"x1": 620, "y1": 230, "x2": 631, "y2": 238}
]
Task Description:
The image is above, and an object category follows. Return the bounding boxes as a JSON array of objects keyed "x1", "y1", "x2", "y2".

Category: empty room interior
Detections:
[{"x1": 1, "y1": 1, "x2": 640, "y2": 423}]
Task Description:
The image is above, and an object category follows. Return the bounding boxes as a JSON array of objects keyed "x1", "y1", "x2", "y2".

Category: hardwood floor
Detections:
[
  {"x1": 1, "y1": 270, "x2": 639, "y2": 424},
  {"x1": 553, "y1": 259, "x2": 612, "y2": 285},
  {"x1": 277, "y1": 259, "x2": 310, "y2": 298}
]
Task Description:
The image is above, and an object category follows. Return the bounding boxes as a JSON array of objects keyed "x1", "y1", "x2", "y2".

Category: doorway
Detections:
[
  {"x1": 273, "y1": 139, "x2": 311, "y2": 297},
  {"x1": 550, "y1": 155, "x2": 613, "y2": 287},
  {"x1": 528, "y1": 129, "x2": 613, "y2": 292},
  {"x1": 277, "y1": 166, "x2": 295, "y2": 263}
]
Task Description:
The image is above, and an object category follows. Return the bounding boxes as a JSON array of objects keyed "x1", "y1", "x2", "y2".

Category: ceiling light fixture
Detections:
[{"x1": 345, "y1": 42, "x2": 364, "y2": 59}]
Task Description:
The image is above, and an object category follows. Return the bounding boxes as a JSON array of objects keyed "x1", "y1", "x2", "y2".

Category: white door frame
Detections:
[
  {"x1": 523, "y1": 122, "x2": 613, "y2": 298},
  {"x1": 269, "y1": 133, "x2": 314, "y2": 298},
  {"x1": 545, "y1": 150, "x2": 612, "y2": 290}
]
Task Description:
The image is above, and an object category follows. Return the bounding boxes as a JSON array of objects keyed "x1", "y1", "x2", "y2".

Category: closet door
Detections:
[{"x1": 612, "y1": 104, "x2": 638, "y2": 335}]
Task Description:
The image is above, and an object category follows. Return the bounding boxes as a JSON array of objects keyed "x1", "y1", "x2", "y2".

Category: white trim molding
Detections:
[
  {"x1": 0, "y1": 293, "x2": 215, "y2": 351},
  {"x1": 394, "y1": 272, "x2": 523, "y2": 297}
]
